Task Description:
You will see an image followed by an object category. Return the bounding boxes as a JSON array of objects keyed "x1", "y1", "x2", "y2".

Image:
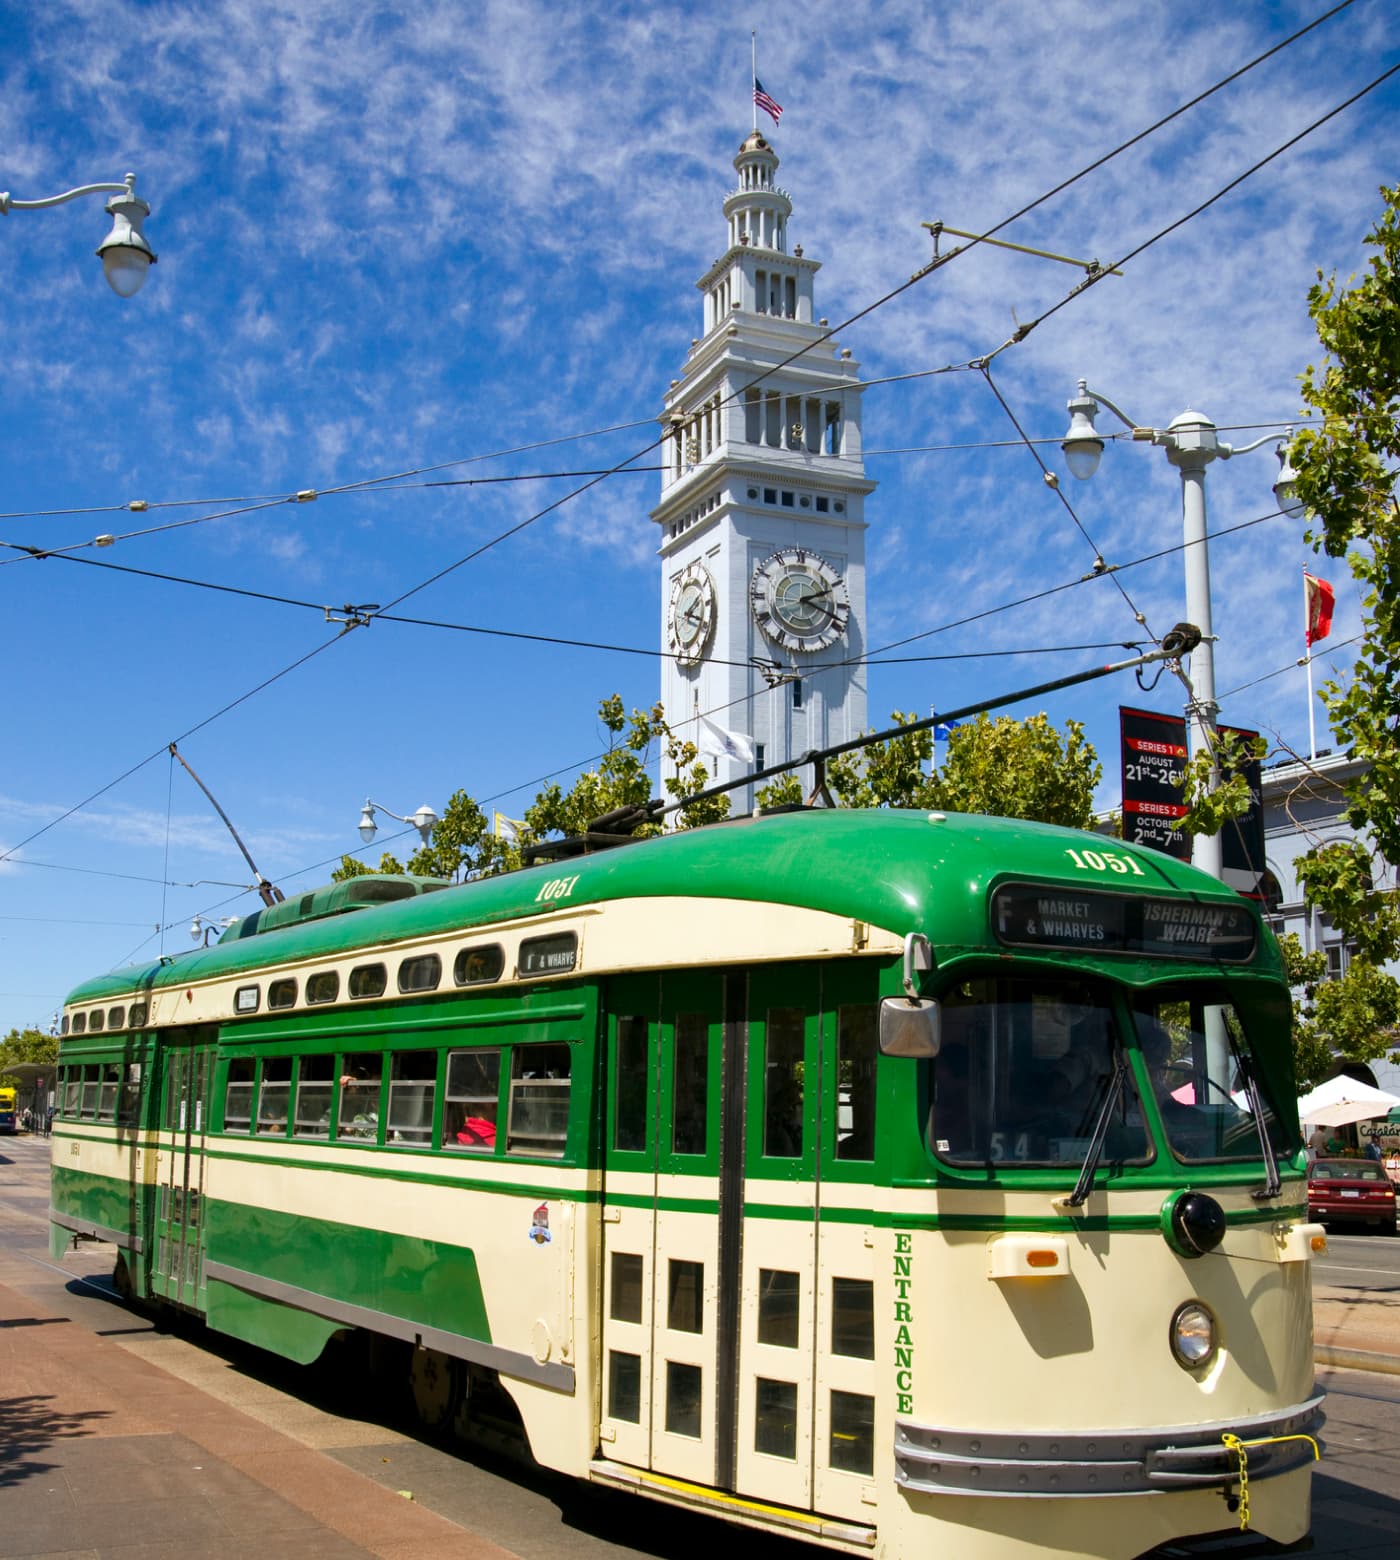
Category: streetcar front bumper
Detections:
[{"x1": 894, "y1": 1395, "x2": 1324, "y2": 1498}]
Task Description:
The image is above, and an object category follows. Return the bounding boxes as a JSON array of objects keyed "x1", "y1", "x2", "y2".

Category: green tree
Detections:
[
  {"x1": 1279, "y1": 933, "x2": 1400, "y2": 1089},
  {"x1": 331, "y1": 850, "x2": 406, "y2": 882},
  {"x1": 1287, "y1": 182, "x2": 1400, "y2": 964},
  {"x1": 763, "y1": 710, "x2": 1101, "y2": 826},
  {"x1": 526, "y1": 695, "x2": 730, "y2": 844},
  {"x1": 1, "y1": 1027, "x2": 58, "y2": 1085}
]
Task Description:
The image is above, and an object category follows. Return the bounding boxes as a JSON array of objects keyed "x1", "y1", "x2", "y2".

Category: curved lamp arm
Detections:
[{"x1": 1, "y1": 172, "x2": 157, "y2": 297}]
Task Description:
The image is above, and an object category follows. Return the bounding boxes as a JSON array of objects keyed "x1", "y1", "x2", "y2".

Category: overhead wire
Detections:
[{"x1": 5, "y1": 8, "x2": 1374, "y2": 886}]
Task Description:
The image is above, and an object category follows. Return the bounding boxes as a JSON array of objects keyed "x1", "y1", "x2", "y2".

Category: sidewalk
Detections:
[{"x1": 0, "y1": 1277, "x2": 520, "y2": 1560}]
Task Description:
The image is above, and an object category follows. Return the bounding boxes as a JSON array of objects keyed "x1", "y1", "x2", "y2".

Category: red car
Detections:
[{"x1": 1308, "y1": 1158, "x2": 1398, "y2": 1234}]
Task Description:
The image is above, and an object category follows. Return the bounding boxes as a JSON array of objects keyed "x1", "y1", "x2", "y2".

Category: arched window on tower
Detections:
[
  {"x1": 784, "y1": 276, "x2": 796, "y2": 318},
  {"x1": 755, "y1": 269, "x2": 767, "y2": 314}
]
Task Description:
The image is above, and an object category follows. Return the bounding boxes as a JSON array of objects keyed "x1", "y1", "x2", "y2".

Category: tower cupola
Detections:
[{"x1": 724, "y1": 131, "x2": 791, "y2": 253}]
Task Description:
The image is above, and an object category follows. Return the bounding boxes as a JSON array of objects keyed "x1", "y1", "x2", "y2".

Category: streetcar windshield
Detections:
[
  {"x1": 1130, "y1": 990, "x2": 1292, "y2": 1163},
  {"x1": 928, "y1": 975, "x2": 1150, "y2": 1168}
]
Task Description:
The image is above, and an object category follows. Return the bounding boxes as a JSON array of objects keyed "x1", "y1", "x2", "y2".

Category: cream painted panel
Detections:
[
  {"x1": 812, "y1": 1221, "x2": 880, "y2": 1523},
  {"x1": 70, "y1": 897, "x2": 899, "y2": 1030}
]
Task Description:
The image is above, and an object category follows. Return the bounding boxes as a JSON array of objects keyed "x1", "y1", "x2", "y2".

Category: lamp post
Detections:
[
  {"x1": 0, "y1": 171, "x2": 157, "y2": 296},
  {"x1": 357, "y1": 799, "x2": 439, "y2": 848},
  {"x1": 1062, "y1": 380, "x2": 1296, "y2": 885}
]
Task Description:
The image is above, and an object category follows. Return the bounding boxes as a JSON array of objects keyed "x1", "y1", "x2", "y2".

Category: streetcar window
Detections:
[
  {"x1": 453, "y1": 944, "x2": 505, "y2": 985},
  {"x1": 518, "y1": 932, "x2": 578, "y2": 978},
  {"x1": 830, "y1": 1391, "x2": 874, "y2": 1474},
  {"x1": 614, "y1": 1016, "x2": 649, "y2": 1152},
  {"x1": 306, "y1": 971, "x2": 340, "y2": 1005},
  {"x1": 757, "y1": 1269, "x2": 799, "y2": 1349},
  {"x1": 80, "y1": 1064, "x2": 100, "y2": 1119},
  {"x1": 763, "y1": 1010, "x2": 805, "y2": 1158},
  {"x1": 129, "y1": 1003, "x2": 147, "y2": 1029},
  {"x1": 387, "y1": 1050, "x2": 436, "y2": 1145},
  {"x1": 443, "y1": 1048, "x2": 500, "y2": 1151},
  {"x1": 224, "y1": 1059, "x2": 254, "y2": 1133},
  {"x1": 610, "y1": 1252, "x2": 643, "y2": 1323},
  {"x1": 835, "y1": 1005, "x2": 876, "y2": 1161},
  {"x1": 832, "y1": 1278, "x2": 874, "y2": 1358},
  {"x1": 98, "y1": 1064, "x2": 120, "y2": 1121},
  {"x1": 755, "y1": 1378, "x2": 797, "y2": 1459},
  {"x1": 118, "y1": 1063, "x2": 142, "y2": 1127},
  {"x1": 927, "y1": 976, "x2": 1151, "y2": 1169},
  {"x1": 338, "y1": 1053, "x2": 382, "y2": 1142},
  {"x1": 233, "y1": 985, "x2": 260, "y2": 1015},
  {"x1": 398, "y1": 954, "x2": 441, "y2": 994},
  {"x1": 1132, "y1": 991, "x2": 1293, "y2": 1164},
  {"x1": 256, "y1": 1058, "x2": 292, "y2": 1136},
  {"x1": 672, "y1": 1013, "x2": 708, "y2": 1157},
  {"x1": 668, "y1": 1260, "x2": 704, "y2": 1334},
  {"x1": 268, "y1": 978, "x2": 298, "y2": 1010},
  {"x1": 609, "y1": 1351, "x2": 642, "y2": 1424},
  {"x1": 89, "y1": 1009, "x2": 104, "y2": 1032},
  {"x1": 507, "y1": 1044, "x2": 571, "y2": 1157},
  {"x1": 108, "y1": 1006, "x2": 126, "y2": 1030},
  {"x1": 293, "y1": 1056, "x2": 335, "y2": 1138},
  {"x1": 666, "y1": 1362, "x2": 703, "y2": 1439},
  {"x1": 349, "y1": 963, "x2": 387, "y2": 999},
  {"x1": 63, "y1": 1068, "x2": 80, "y2": 1118},
  {"x1": 61, "y1": 1014, "x2": 70, "y2": 1036}
]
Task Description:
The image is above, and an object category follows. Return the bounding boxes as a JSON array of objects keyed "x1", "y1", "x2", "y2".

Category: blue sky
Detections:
[{"x1": 2, "y1": 0, "x2": 1396, "y2": 1033}]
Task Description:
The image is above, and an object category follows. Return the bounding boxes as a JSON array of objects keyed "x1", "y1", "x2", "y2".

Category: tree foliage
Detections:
[
  {"x1": 1, "y1": 1026, "x2": 58, "y2": 1085},
  {"x1": 759, "y1": 711, "x2": 1102, "y2": 826},
  {"x1": 1278, "y1": 933, "x2": 1400, "y2": 1089},
  {"x1": 1289, "y1": 181, "x2": 1400, "y2": 964}
]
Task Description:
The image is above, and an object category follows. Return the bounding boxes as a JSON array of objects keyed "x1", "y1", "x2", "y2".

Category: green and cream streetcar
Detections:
[{"x1": 51, "y1": 808, "x2": 1323, "y2": 1559}]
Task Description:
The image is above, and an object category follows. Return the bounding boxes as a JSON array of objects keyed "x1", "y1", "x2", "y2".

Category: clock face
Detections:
[
  {"x1": 668, "y1": 562, "x2": 716, "y2": 665},
  {"x1": 751, "y1": 547, "x2": 849, "y2": 652}
]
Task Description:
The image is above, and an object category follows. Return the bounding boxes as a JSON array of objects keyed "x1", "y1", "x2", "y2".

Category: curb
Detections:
[{"x1": 1315, "y1": 1344, "x2": 1400, "y2": 1376}]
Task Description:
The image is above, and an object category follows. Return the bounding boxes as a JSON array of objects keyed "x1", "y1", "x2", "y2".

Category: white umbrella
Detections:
[{"x1": 1296, "y1": 1075, "x2": 1400, "y2": 1130}]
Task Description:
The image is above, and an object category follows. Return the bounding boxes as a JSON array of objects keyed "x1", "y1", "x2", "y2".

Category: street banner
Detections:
[
  {"x1": 1118, "y1": 708, "x2": 1266, "y2": 896},
  {"x1": 1119, "y1": 707, "x2": 1189, "y2": 861}
]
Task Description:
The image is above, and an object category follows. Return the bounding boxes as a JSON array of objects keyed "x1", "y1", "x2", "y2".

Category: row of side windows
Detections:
[
  {"x1": 222, "y1": 1042, "x2": 572, "y2": 1158},
  {"x1": 64, "y1": 1003, "x2": 147, "y2": 1036},
  {"x1": 55, "y1": 1062, "x2": 142, "y2": 1124}
]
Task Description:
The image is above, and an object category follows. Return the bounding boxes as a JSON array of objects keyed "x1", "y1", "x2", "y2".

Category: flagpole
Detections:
[
  {"x1": 751, "y1": 33, "x2": 758, "y2": 131},
  {"x1": 1303, "y1": 570, "x2": 1317, "y2": 761}
]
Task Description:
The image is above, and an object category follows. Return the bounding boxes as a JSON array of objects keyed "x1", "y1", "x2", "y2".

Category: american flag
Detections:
[{"x1": 753, "y1": 78, "x2": 783, "y2": 126}]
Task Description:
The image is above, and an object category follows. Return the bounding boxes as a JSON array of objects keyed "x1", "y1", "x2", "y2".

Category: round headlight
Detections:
[{"x1": 1170, "y1": 1299, "x2": 1219, "y2": 1371}]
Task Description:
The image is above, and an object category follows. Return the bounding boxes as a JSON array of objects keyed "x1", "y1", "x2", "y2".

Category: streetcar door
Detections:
[
  {"x1": 732, "y1": 965, "x2": 821, "y2": 1511},
  {"x1": 600, "y1": 971, "x2": 724, "y2": 1485},
  {"x1": 151, "y1": 1028, "x2": 215, "y2": 1308}
]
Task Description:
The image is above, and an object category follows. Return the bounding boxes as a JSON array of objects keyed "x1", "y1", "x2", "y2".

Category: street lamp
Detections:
[
  {"x1": 0, "y1": 171, "x2": 157, "y2": 296},
  {"x1": 1061, "y1": 379, "x2": 1296, "y2": 887},
  {"x1": 357, "y1": 798, "x2": 439, "y2": 847}
]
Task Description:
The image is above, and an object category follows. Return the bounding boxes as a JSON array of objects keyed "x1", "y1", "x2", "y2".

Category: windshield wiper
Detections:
[
  {"x1": 1065, "y1": 1054, "x2": 1129, "y2": 1208},
  {"x1": 1238, "y1": 1055, "x2": 1282, "y2": 1200}
]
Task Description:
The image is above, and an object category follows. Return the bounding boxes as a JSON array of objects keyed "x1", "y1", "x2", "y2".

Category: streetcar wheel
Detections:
[
  {"x1": 408, "y1": 1346, "x2": 461, "y2": 1430},
  {"x1": 112, "y1": 1251, "x2": 135, "y2": 1303}
]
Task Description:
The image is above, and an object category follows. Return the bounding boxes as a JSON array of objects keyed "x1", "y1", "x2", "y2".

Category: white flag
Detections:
[
  {"x1": 698, "y1": 715, "x2": 755, "y2": 764},
  {"x1": 493, "y1": 811, "x2": 526, "y2": 843}
]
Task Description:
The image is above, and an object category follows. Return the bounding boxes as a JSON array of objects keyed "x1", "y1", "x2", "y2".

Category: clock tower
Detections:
[{"x1": 653, "y1": 130, "x2": 874, "y2": 808}]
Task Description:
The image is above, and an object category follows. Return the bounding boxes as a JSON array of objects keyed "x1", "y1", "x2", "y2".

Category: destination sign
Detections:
[{"x1": 992, "y1": 884, "x2": 1257, "y2": 962}]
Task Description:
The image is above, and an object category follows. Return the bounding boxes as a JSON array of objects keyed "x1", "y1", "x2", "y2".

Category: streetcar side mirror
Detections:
[{"x1": 879, "y1": 996, "x2": 941, "y2": 1057}]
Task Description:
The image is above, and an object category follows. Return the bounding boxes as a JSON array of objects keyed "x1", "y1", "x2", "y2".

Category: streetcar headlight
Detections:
[{"x1": 1169, "y1": 1300, "x2": 1218, "y2": 1371}]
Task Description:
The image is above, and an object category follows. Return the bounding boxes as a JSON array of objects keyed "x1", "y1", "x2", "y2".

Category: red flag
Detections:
[{"x1": 1304, "y1": 571, "x2": 1334, "y2": 645}]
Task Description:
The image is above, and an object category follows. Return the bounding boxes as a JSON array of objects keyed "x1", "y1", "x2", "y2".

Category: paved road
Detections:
[{"x1": 4, "y1": 1133, "x2": 1399, "y2": 1559}]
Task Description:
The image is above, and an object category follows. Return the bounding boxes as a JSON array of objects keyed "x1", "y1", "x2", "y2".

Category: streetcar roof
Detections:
[{"x1": 61, "y1": 808, "x2": 1273, "y2": 1006}]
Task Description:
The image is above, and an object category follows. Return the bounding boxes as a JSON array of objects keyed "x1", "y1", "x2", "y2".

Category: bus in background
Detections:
[{"x1": 0, "y1": 1085, "x2": 17, "y2": 1133}]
